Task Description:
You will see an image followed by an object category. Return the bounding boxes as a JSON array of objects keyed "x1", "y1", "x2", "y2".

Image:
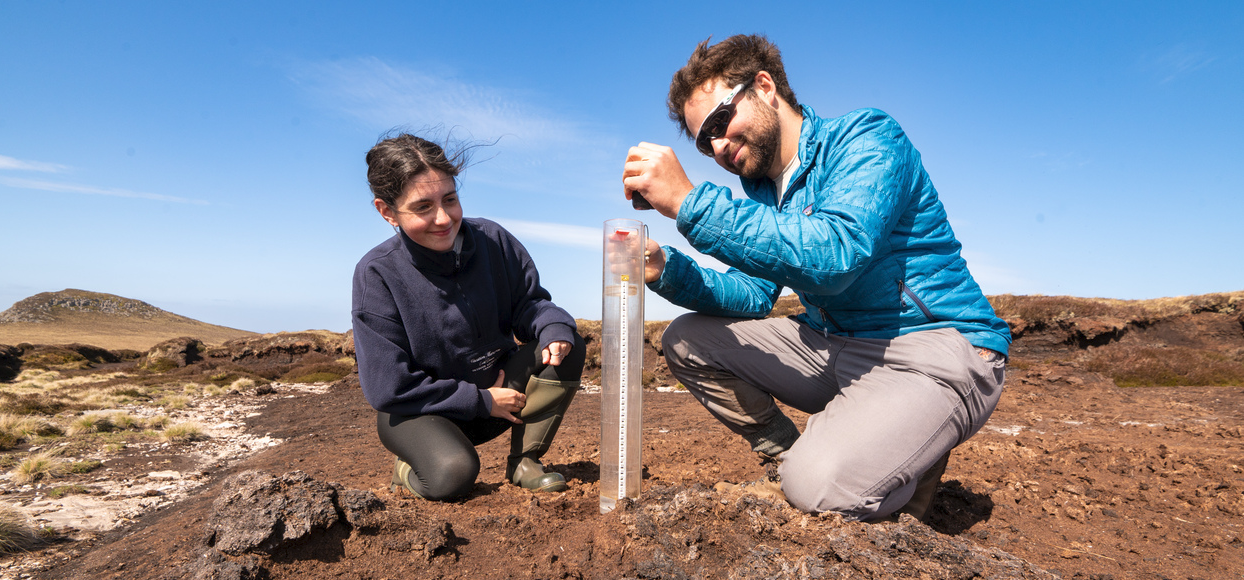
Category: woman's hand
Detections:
[
  {"x1": 487, "y1": 370, "x2": 525, "y2": 424},
  {"x1": 643, "y1": 237, "x2": 666, "y2": 283},
  {"x1": 542, "y1": 340, "x2": 573, "y2": 366}
]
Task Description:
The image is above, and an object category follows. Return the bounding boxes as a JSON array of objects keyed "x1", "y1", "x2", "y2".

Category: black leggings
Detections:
[{"x1": 376, "y1": 334, "x2": 586, "y2": 499}]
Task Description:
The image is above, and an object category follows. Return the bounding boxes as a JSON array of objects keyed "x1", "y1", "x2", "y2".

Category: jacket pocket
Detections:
[{"x1": 899, "y1": 280, "x2": 937, "y2": 323}]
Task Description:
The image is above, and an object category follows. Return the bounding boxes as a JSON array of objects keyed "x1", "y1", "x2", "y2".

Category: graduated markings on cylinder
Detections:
[{"x1": 618, "y1": 273, "x2": 630, "y2": 501}]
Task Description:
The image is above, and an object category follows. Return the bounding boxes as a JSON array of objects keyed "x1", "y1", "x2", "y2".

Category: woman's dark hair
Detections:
[
  {"x1": 365, "y1": 130, "x2": 476, "y2": 207},
  {"x1": 667, "y1": 34, "x2": 799, "y2": 140}
]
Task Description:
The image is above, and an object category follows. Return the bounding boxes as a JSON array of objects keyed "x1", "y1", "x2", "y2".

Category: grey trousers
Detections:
[{"x1": 662, "y1": 314, "x2": 1006, "y2": 521}]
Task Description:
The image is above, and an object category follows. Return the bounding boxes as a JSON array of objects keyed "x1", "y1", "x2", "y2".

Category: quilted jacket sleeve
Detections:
[{"x1": 675, "y1": 110, "x2": 915, "y2": 297}]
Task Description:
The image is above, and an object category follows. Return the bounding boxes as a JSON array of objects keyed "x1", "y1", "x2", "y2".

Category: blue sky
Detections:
[{"x1": 2, "y1": 2, "x2": 1241, "y2": 334}]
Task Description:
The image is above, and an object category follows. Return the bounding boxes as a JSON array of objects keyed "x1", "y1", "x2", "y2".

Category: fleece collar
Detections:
[{"x1": 399, "y1": 222, "x2": 477, "y2": 277}]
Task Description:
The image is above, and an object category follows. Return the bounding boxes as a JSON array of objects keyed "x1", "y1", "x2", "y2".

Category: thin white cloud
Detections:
[
  {"x1": 1141, "y1": 43, "x2": 1215, "y2": 84},
  {"x1": 289, "y1": 57, "x2": 587, "y2": 149},
  {"x1": 0, "y1": 154, "x2": 70, "y2": 173},
  {"x1": 287, "y1": 57, "x2": 622, "y2": 198},
  {"x1": 487, "y1": 217, "x2": 601, "y2": 249},
  {"x1": 0, "y1": 176, "x2": 209, "y2": 205}
]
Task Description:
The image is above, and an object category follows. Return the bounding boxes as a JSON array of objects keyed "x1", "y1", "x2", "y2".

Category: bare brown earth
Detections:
[{"x1": 3, "y1": 292, "x2": 1243, "y2": 579}]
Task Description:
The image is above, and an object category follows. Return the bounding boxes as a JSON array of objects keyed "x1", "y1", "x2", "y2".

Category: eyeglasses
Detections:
[{"x1": 694, "y1": 79, "x2": 753, "y2": 156}]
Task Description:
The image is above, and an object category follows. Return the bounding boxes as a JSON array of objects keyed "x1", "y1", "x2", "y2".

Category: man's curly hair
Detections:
[{"x1": 667, "y1": 34, "x2": 799, "y2": 139}]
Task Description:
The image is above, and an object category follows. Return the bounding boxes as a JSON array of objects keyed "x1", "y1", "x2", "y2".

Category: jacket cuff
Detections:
[
  {"x1": 648, "y1": 246, "x2": 690, "y2": 296},
  {"x1": 479, "y1": 387, "x2": 494, "y2": 415},
  {"x1": 537, "y1": 322, "x2": 576, "y2": 351}
]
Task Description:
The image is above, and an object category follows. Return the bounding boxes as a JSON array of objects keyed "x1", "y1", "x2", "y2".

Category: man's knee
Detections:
[
  {"x1": 661, "y1": 313, "x2": 720, "y2": 365},
  {"x1": 780, "y1": 449, "x2": 927, "y2": 520},
  {"x1": 779, "y1": 449, "x2": 892, "y2": 518}
]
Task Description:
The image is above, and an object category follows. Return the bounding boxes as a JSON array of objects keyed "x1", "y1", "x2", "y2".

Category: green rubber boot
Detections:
[
  {"x1": 390, "y1": 457, "x2": 424, "y2": 499},
  {"x1": 506, "y1": 376, "x2": 578, "y2": 492}
]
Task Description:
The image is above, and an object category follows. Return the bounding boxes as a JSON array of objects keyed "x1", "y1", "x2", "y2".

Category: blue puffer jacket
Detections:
[{"x1": 649, "y1": 106, "x2": 1011, "y2": 354}]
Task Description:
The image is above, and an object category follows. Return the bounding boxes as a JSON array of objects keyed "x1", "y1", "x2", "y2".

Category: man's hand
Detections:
[
  {"x1": 623, "y1": 142, "x2": 694, "y2": 219},
  {"x1": 643, "y1": 237, "x2": 666, "y2": 283},
  {"x1": 486, "y1": 370, "x2": 524, "y2": 424}
]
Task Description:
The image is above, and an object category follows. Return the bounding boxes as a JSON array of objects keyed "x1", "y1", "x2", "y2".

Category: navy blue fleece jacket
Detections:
[{"x1": 351, "y1": 217, "x2": 576, "y2": 420}]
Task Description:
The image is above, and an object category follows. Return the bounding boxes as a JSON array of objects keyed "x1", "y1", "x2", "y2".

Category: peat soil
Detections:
[{"x1": 7, "y1": 311, "x2": 1244, "y2": 579}]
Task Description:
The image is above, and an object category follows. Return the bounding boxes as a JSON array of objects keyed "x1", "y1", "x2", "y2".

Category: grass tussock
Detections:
[
  {"x1": 228, "y1": 377, "x2": 256, "y2": 391},
  {"x1": 1086, "y1": 346, "x2": 1244, "y2": 387},
  {"x1": 11, "y1": 450, "x2": 65, "y2": 484},
  {"x1": 0, "y1": 414, "x2": 63, "y2": 449},
  {"x1": 162, "y1": 422, "x2": 208, "y2": 443},
  {"x1": 66, "y1": 413, "x2": 116, "y2": 436},
  {"x1": 0, "y1": 506, "x2": 41, "y2": 554},
  {"x1": 156, "y1": 395, "x2": 191, "y2": 410}
]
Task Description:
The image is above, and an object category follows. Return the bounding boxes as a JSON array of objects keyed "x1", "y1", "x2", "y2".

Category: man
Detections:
[{"x1": 621, "y1": 34, "x2": 1011, "y2": 522}]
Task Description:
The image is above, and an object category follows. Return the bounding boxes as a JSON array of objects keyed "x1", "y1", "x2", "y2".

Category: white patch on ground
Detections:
[
  {"x1": 580, "y1": 383, "x2": 688, "y2": 394},
  {"x1": 986, "y1": 424, "x2": 1024, "y2": 436},
  {"x1": 0, "y1": 382, "x2": 334, "y2": 539}
]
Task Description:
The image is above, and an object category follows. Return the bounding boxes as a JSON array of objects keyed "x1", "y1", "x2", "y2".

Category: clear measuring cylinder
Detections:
[{"x1": 600, "y1": 218, "x2": 645, "y2": 513}]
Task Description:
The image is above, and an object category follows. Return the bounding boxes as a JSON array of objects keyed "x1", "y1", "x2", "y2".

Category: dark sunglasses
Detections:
[{"x1": 694, "y1": 79, "x2": 753, "y2": 156}]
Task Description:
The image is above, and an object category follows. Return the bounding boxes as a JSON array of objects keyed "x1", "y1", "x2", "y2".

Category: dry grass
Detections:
[
  {"x1": 66, "y1": 412, "x2": 148, "y2": 436},
  {"x1": 156, "y1": 395, "x2": 191, "y2": 410},
  {"x1": 11, "y1": 450, "x2": 65, "y2": 484},
  {"x1": 229, "y1": 377, "x2": 256, "y2": 391},
  {"x1": 0, "y1": 506, "x2": 41, "y2": 554},
  {"x1": 0, "y1": 414, "x2": 63, "y2": 449},
  {"x1": 161, "y1": 422, "x2": 208, "y2": 443},
  {"x1": 0, "y1": 371, "x2": 141, "y2": 416}
]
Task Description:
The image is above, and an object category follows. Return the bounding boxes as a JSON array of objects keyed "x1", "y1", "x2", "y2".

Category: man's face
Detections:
[{"x1": 684, "y1": 79, "x2": 780, "y2": 180}]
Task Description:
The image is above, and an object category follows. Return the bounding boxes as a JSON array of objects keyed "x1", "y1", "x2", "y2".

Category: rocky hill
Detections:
[{"x1": 0, "y1": 289, "x2": 256, "y2": 350}]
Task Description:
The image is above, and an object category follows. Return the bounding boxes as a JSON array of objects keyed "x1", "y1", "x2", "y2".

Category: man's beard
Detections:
[{"x1": 735, "y1": 100, "x2": 781, "y2": 180}]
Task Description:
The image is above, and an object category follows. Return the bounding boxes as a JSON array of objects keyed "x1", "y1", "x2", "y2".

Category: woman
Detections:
[{"x1": 352, "y1": 133, "x2": 585, "y2": 500}]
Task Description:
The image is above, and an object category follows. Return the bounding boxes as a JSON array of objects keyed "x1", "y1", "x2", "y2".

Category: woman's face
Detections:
[{"x1": 375, "y1": 169, "x2": 463, "y2": 252}]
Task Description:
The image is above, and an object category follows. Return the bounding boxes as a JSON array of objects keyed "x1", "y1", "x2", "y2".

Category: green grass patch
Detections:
[
  {"x1": 67, "y1": 459, "x2": 102, "y2": 474},
  {"x1": 1086, "y1": 346, "x2": 1244, "y2": 387},
  {"x1": 279, "y1": 362, "x2": 353, "y2": 384},
  {"x1": 47, "y1": 484, "x2": 89, "y2": 499}
]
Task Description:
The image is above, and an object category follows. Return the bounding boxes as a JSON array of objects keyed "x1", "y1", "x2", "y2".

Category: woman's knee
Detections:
[{"x1": 419, "y1": 449, "x2": 480, "y2": 500}]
